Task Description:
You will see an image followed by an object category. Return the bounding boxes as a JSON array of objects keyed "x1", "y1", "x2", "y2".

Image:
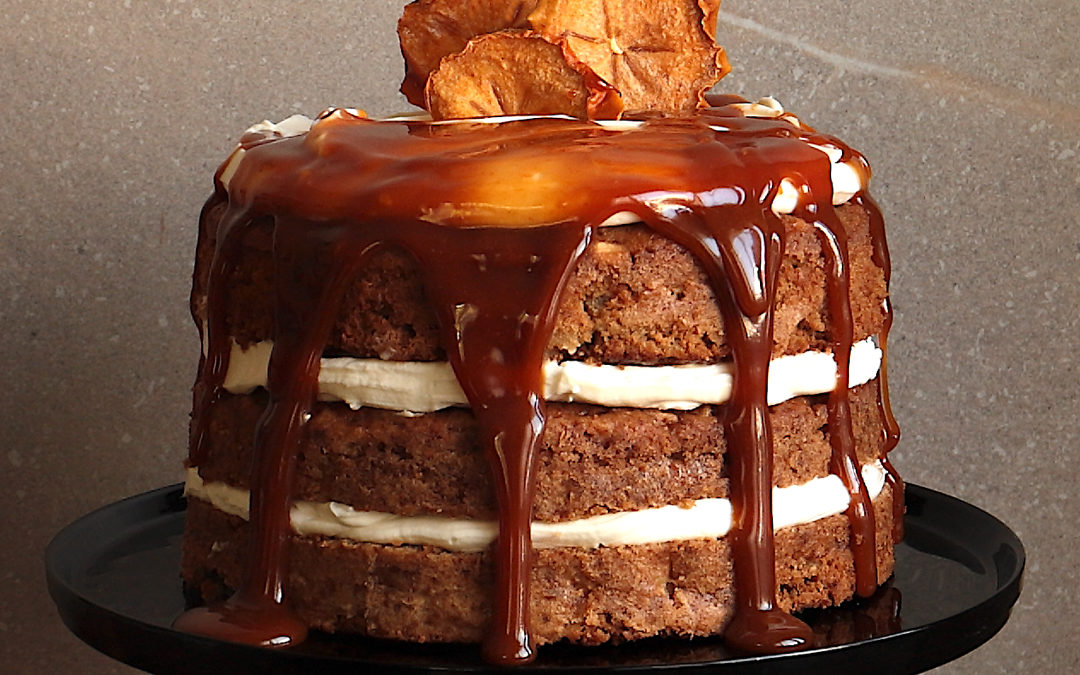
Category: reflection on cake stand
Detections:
[{"x1": 46, "y1": 484, "x2": 1023, "y2": 674}]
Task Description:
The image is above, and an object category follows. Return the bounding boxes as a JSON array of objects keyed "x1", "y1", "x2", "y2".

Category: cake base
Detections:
[{"x1": 181, "y1": 483, "x2": 897, "y2": 646}]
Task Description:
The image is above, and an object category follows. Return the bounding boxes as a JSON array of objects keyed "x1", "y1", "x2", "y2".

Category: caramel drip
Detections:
[
  {"x1": 407, "y1": 224, "x2": 591, "y2": 664},
  {"x1": 797, "y1": 196, "x2": 878, "y2": 598},
  {"x1": 182, "y1": 215, "x2": 591, "y2": 661},
  {"x1": 180, "y1": 101, "x2": 900, "y2": 662},
  {"x1": 187, "y1": 196, "x2": 240, "y2": 468},
  {"x1": 858, "y1": 194, "x2": 905, "y2": 542},
  {"x1": 646, "y1": 208, "x2": 813, "y2": 652}
]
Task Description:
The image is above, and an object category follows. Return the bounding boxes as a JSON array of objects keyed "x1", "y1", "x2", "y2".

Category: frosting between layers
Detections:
[
  {"x1": 218, "y1": 337, "x2": 881, "y2": 412},
  {"x1": 217, "y1": 98, "x2": 866, "y2": 220},
  {"x1": 185, "y1": 461, "x2": 887, "y2": 552}
]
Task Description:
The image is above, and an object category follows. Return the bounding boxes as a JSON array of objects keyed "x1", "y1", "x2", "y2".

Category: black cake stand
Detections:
[{"x1": 46, "y1": 483, "x2": 1023, "y2": 674}]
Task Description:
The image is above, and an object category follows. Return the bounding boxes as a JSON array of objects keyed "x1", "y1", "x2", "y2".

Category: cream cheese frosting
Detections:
[
  {"x1": 219, "y1": 337, "x2": 881, "y2": 413},
  {"x1": 185, "y1": 461, "x2": 886, "y2": 552}
]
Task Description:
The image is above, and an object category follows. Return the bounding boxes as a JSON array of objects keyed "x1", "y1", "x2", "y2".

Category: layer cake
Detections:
[{"x1": 176, "y1": 0, "x2": 903, "y2": 665}]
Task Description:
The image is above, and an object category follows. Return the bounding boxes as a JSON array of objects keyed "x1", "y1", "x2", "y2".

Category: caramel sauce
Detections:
[
  {"x1": 799, "y1": 199, "x2": 878, "y2": 599},
  {"x1": 179, "y1": 99, "x2": 899, "y2": 663},
  {"x1": 860, "y1": 194, "x2": 905, "y2": 542}
]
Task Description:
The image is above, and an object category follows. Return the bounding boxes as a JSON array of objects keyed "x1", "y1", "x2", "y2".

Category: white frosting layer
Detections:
[
  {"x1": 185, "y1": 461, "x2": 886, "y2": 552},
  {"x1": 220, "y1": 338, "x2": 881, "y2": 413},
  {"x1": 218, "y1": 99, "x2": 867, "y2": 218}
]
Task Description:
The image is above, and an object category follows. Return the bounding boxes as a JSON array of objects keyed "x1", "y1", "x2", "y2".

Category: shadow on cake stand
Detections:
[{"x1": 46, "y1": 484, "x2": 1023, "y2": 674}]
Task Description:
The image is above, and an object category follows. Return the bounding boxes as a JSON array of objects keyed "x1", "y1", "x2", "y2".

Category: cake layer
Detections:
[
  {"x1": 180, "y1": 482, "x2": 898, "y2": 645},
  {"x1": 193, "y1": 381, "x2": 886, "y2": 523},
  {"x1": 191, "y1": 202, "x2": 887, "y2": 364}
]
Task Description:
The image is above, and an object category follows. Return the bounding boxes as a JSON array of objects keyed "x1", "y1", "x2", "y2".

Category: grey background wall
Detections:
[{"x1": 2, "y1": 1, "x2": 1076, "y2": 672}]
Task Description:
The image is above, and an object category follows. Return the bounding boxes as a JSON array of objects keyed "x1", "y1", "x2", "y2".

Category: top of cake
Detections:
[{"x1": 217, "y1": 98, "x2": 868, "y2": 229}]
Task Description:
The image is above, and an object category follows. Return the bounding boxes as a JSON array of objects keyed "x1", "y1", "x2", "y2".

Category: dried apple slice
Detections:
[
  {"x1": 425, "y1": 30, "x2": 624, "y2": 120},
  {"x1": 527, "y1": 0, "x2": 730, "y2": 114},
  {"x1": 398, "y1": 0, "x2": 541, "y2": 107}
]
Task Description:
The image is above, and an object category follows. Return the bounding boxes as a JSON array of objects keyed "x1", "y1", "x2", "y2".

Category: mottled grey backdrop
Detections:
[{"x1": 2, "y1": 1, "x2": 1076, "y2": 672}]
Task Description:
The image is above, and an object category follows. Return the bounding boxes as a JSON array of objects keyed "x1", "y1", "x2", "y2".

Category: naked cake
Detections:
[{"x1": 176, "y1": 0, "x2": 904, "y2": 664}]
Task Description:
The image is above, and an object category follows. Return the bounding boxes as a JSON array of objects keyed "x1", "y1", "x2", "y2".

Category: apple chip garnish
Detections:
[
  {"x1": 398, "y1": 0, "x2": 541, "y2": 107},
  {"x1": 527, "y1": 0, "x2": 730, "y2": 114},
  {"x1": 425, "y1": 30, "x2": 624, "y2": 120}
]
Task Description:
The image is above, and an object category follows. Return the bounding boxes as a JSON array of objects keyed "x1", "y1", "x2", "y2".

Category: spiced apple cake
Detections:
[{"x1": 176, "y1": 0, "x2": 903, "y2": 665}]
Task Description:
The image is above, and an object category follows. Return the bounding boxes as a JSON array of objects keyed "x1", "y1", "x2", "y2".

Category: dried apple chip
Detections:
[
  {"x1": 527, "y1": 0, "x2": 730, "y2": 114},
  {"x1": 425, "y1": 30, "x2": 624, "y2": 120},
  {"x1": 398, "y1": 0, "x2": 541, "y2": 107},
  {"x1": 698, "y1": 0, "x2": 721, "y2": 38}
]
